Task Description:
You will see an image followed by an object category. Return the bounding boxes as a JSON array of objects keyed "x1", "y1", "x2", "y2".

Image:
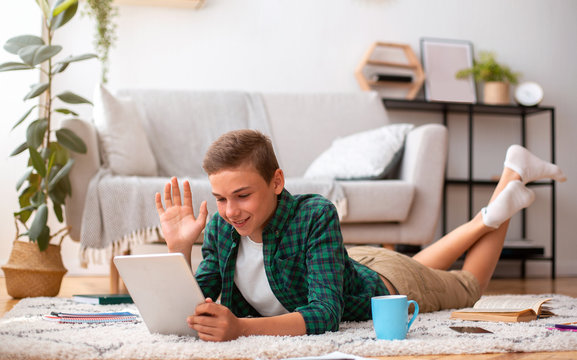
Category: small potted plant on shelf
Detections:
[
  {"x1": 456, "y1": 51, "x2": 520, "y2": 105},
  {"x1": 0, "y1": 0, "x2": 96, "y2": 298}
]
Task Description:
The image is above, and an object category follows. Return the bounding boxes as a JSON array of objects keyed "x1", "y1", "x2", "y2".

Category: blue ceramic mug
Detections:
[{"x1": 371, "y1": 295, "x2": 419, "y2": 340}]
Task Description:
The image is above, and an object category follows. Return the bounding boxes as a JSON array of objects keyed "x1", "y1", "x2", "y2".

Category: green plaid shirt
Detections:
[{"x1": 195, "y1": 189, "x2": 389, "y2": 334}]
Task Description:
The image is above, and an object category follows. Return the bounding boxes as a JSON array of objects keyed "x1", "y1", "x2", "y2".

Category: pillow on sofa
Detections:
[
  {"x1": 303, "y1": 123, "x2": 414, "y2": 180},
  {"x1": 93, "y1": 85, "x2": 158, "y2": 176}
]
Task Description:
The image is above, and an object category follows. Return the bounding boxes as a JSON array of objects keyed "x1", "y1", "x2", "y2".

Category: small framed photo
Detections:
[{"x1": 420, "y1": 38, "x2": 477, "y2": 103}]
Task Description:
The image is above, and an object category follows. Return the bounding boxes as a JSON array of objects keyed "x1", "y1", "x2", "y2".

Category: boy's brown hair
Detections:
[{"x1": 202, "y1": 129, "x2": 280, "y2": 183}]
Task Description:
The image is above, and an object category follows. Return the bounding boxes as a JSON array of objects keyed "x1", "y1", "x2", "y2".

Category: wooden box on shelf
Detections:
[{"x1": 355, "y1": 42, "x2": 424, "y2": 100}]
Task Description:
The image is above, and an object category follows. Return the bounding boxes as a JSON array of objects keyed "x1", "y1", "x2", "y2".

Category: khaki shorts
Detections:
[{"x1": 348, "y1": 246, "x2": 481, "y2": 313}]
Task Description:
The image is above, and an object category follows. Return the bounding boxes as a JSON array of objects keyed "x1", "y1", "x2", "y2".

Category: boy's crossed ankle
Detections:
[
  {"x1": 504, "y1": 144, "x2": 566, "y2": 184},
  {"x1": 481, "y1": 180, "x2": 535, "y2": 229}
]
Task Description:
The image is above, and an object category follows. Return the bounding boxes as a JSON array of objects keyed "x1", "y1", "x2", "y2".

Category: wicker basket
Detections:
[{"x1": 2, "y1": 241, "x2": 67, "y2": 299}]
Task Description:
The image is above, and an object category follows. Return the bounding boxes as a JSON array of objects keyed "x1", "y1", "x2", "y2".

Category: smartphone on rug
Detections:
[{"x1": 450, "y1": 326, "x2": 493, "y2": 334}]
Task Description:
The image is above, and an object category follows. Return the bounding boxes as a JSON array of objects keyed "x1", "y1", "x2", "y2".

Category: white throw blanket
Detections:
[{"x1": 79, "y1": 92, "x2": 346, "y2": 266}]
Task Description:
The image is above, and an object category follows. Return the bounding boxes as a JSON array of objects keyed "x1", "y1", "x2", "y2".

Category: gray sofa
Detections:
[{"x1": 63, "y1": 89, "x2": 448, "y2": 267}]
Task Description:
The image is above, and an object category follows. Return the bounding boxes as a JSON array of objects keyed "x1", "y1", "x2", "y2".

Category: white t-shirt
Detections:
[{"x1": 234, "y1": 236, "x2": 289, "y2": 317}]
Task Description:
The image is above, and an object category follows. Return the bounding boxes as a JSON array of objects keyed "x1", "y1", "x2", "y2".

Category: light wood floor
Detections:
[{"x1": 1, "y1": 276, "x2": 576, "y2": 360}]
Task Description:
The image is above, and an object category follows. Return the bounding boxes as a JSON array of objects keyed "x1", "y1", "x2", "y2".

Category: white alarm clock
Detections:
[{"x1": 514, "y1": 81, "x2": 544, "y2": 106}]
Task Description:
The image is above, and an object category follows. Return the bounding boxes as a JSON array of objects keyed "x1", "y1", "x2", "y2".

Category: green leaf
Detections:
[
  {"x1": 34, "y1": 45, "x2": 63, "y2": 65},
  {"x1": 36, "y1": 226, "x2": 51, "y2": 251},
  {"x1": 23, "y1": 83, "x2": 49, "y2": 100},
  {"x1": 46, "y1": 149, "x2": 57, "y2": 176},
  {"x1": 51, "y1": 172, "x2": 71, "y2": 197},
  {"x1": 0, "y1": 62, "x2": 34, "y2": 72},
  {"x1": 18, "y1": 179, "x2": 40, "y2": 223},
  {"x1": 48, "y1": 165, "x2": 67, "y2": 198},
  {"x1": 16, "y1": 45, "x2": 40, "y2": 65},
  {"x1": 12, "y1": 105, "x2": 37, "y2": 131},
  {"x1": 29, "y1": 173, "x2": 42, "y2": 189},
  {"x1": 52, "y1": 0, "x2": 77, "y2": 16},
  {"x1": 29, "y1": 147, "x2": 47, "y2": 177},
  {"x1": 53, "y1": 202, "x2": 64, "y2": 222},
  {"x1": 48, "y1": 142, "x2": 70, "y2": 165},
  {"x1": 14, "y1": 206, "x2": 34, "y2": 220},
  {"x1": 40, "y1": 146, "x2": 51, "y2": 161},
  {"x1": 26, "y1": 118, "x2": 48, "y2": 149},
  {"x1": 10, "y1": 142, "x2": 29, "y2": 157},
  {"x1": 3, "y1": 35, "x2": 44, "y2": 55},
  {"x1": 30, "y1": 189, "x2": 46, "y2": 207},
  {"x1": 56, "y1": 91, "x2": 92, "y2": 105},
  {"x1": 49, "y1": 178, "x2": 67, "y2": 205},
  {"x1": 21, "y1": 175, "x2": 42, "y2": 206},
  {"x1": 17, "y1": 187, "x2": 36, "y2": 223},
  {"x1": 50, "y1": 0, "x2": 78, "y2": 30},
  {"x1": 35, "y1": 0, "x2": 51, "y2": 20},
  {"x1": 52, "y1": 53, "x2": 97, "y2": 74},
  {"x1": 16, "y1": 167, "x2": 34, "y2": 191},
  {"x1": 28, "y1": 204, "x2": 48, "y2": 241},
  {"x1": 50, "y1": 187, "x2": 65, "y2": 206},
  {"x1": 18, "y1": 45, "x2": 62, "y2": 66},
  {"x1": 54, "y1": 108, "x2": 78, "y2": 116},
  {"x1": 62, "y1": 174, "x2": 71, "y2": 196},
  {"x1": 48, "y1": 158, "x2": 74, "y2": 191},
  {"x1": 51, "y1": 62, "x2": 68, "y2": 74},
  {"x1": 19, "y1": 178, "x2": 39, "y2": 197},
  {"x1": 57, "y1": 53, "x2": 98, "y2": 65},
  {"x1": 55, "y1": 128, "x2": 86, "y2": 153}
]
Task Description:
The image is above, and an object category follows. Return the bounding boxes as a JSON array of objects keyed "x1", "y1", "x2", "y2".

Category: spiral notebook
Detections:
[{"x1": 43, "y1": 311, "x2": 139, "y2": 323}]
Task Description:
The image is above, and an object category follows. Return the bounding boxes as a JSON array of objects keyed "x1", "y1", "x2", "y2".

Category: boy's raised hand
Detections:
[{"x1": 155, "y1": 177, "x2": 208, "y2": 264}]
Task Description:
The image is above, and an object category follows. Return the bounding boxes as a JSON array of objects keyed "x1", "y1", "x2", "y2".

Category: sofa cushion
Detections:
[
  {"x1": 339, "y1": 180, "x2": 414, "y2": 223},
  {"x1": 262, "y1": 92, "x2": 389, "y2": 177},
  {"x1": 116, "y1": 90, "x2": 271, "y2": 178},
  {"x1": 303, "y1": 123, "x2": 414, "y2": 180},
  {"x1": 93, "y1": 86, "x2": 158, "y2": 176}
]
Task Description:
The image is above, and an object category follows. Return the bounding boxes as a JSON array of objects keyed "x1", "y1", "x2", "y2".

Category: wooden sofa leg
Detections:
[
  {"x1": 110, "y1": 258, "x2": 119, "y2": 294},
  {"x1": 381, "y1": 244, "x2": 395, "y2": 251},
  {"x1": 110, "y1": 250, "x2": 131, "y2": 294}
]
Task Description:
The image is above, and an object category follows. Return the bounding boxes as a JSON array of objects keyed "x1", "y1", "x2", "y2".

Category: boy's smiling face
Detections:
[{"x1": 209, "y1": 164, "x2": 284, "y2": 243}]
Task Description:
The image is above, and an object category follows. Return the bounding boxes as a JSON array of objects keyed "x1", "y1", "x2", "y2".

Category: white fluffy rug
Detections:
[{"x1": 1, "y1": 294, "x2": 576, "y2": 360}]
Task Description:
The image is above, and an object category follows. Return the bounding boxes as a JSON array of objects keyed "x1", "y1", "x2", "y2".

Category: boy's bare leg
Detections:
[
  {"x1": 461, "y1": 217, "x2": 510, "y2": 291},
  {"x1": 412, "y1": 144, "x2": 564, "y2": 291},
  {"x1": 412, "y1": 168, "x2": 521, "y2": 278},
  {"x1": 411, "y1": 214, "x2": 489, "y2": 271}
]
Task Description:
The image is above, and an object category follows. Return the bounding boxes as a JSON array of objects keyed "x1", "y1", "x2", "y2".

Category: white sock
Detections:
[
  {"x1": 504, "y1": 144, "x2": 566, "y2": 184},
  {"x1": 481, "y1": 180, "x2": 535, "y2": 229}
]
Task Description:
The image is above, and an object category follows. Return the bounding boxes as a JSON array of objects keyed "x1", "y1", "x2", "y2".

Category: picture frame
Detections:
[{"x1": 420, "y1": 38, "x2": 477, "y2": 103}]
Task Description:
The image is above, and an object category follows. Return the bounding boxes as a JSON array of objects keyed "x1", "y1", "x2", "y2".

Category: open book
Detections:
[{"x1": 451, "y1": 296, "x2": 553, "y2": 322}]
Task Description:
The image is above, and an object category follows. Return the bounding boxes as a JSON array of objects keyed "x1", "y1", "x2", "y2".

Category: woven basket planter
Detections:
[{"x1": 2, "y1": 241, "x2": 67, "y2": 299}]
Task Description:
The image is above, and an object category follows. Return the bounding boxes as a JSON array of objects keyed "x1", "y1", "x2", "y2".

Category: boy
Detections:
[{"x1": 155, "y1": 129, "x2": 565, "y2": 342}]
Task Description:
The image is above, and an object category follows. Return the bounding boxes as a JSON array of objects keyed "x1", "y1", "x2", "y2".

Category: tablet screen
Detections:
[{"x1": 114, "y1": 253, "x2": 205, "y2": 337}]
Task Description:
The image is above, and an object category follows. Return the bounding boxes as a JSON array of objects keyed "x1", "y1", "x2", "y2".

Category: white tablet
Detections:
[{"x1": 113, "y1": 253, "x2": 205, "y2": 337}]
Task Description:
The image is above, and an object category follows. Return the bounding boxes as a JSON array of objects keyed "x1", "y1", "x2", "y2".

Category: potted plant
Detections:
[
  {"x1": 0, "y1": 0, "x2": 96, "y2": 298},
  {"x1": 456, "y1": 51, "x2": 520, "y2": 105}
]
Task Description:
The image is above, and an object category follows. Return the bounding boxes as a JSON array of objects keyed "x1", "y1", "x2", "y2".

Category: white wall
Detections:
[{"x1": 1, "y1": 0, "x2": 576, "y2": 276}]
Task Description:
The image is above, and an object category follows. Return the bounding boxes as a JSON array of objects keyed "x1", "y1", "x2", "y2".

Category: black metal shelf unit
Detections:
[{"x1": 382, "y1": 98, "x2": 557, "y2": 278}]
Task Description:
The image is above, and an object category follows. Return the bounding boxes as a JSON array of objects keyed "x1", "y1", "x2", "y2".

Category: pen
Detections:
[{"x1": 555, "y1": 324, "x2": 577, "y2": 330}]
